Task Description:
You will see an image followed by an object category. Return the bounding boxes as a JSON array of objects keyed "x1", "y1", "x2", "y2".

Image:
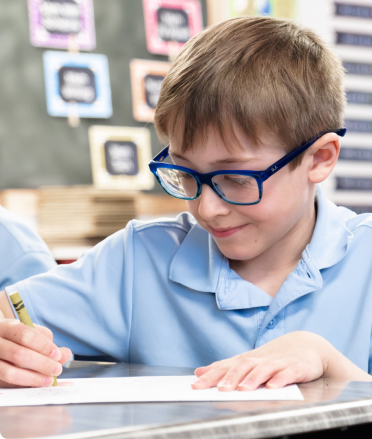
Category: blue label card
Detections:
[
  {"x1": 339, "y1": 147, "x2": 372, "y2": 161},
  {"x1": 345, "y1": 119, "x2": 372, "y2": 133},
  {"x1": 346, "y1": 91, "x2": 372, "y2": 105},
  {"x1": 336, "y1": 177, "x2": 372, "y2": 191},
  {"x1": 337, "y1": 32, "x2": 372, "y2": 47},
  {"x1": 335, "y1": 3, "x2": 372, "y2": 19},
  {"x1": 344, "y1": 61, "x2": 372, "y2": 76},
  {"x1": 43, "y1": 51, "x2": 112, "y2": 118}
]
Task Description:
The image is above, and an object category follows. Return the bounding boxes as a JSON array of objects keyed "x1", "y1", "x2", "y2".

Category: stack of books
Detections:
[{"x1": 38, "y1": 186, "x2": 137, "y2": 247}]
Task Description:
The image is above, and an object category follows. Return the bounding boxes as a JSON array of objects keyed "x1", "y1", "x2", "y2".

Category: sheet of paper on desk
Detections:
[{"x1": 0, "y1": 376, "x2": 303, "y2": 406}]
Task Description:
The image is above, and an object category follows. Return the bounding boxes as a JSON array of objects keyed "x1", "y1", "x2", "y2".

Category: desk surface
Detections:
[{"x1": 2, "y1": 361, "x2": 372, "y2": 439}]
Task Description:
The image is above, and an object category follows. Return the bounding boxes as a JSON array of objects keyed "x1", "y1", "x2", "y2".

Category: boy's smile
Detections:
[{"x1": 208, "y1": 223, "x2": 250, "y2": 238}]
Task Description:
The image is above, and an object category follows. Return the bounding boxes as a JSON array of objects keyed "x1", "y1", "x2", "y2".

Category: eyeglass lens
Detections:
[{"x1": 156, "y1": 168, "x2": 260, "y2": 203}]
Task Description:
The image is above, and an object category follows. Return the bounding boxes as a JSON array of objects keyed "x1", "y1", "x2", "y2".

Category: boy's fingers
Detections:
[
  {"x1": 191, "y1": 366, "x2": 227, "y2": 389},
  {"x1": 1, "y1": 320, "x2": 61, "y2": 361},
  {"x1": 59, "y1": 347, "x2": 72, "y2": 365},
  {"x1": 0, "y1": 310, "x2": 5, "y2": 319},
  {"x1": 0, "y1": 359, "x2": 54, "y2": 388},
  {"x1": 194, "y1": 365, "x2": 213, "y2": 377},
  {"x1": 217, "y1": 361, "x2": 257, "y2": 391},
  {"x1": 195, "y1": 357, "x2": 237, "y2": 377},
  {"x1": 0, "y1": 337, "x2": 63, "y2": 378},
  {"x1": 238, "y1": 362, "x2": 284, "y2": 391},
  {"x1": 266, "y1": 365, "x2": 304, "y2": 389},
  {"x1": 34, "y1": 325, "x2": 54, "y2": 341}
]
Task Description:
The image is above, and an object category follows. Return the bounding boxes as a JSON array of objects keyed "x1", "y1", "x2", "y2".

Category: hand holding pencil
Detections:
[{"x1": 0, "y1": 291, "x2": 71, "y2": 388}]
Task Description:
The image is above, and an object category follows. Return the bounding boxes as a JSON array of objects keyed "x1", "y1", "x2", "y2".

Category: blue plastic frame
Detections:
[{"x1": 149, "y1": 128, "x2": 346, "y2": 205}]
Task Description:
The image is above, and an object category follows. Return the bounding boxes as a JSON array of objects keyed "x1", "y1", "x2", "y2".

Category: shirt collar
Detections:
[
  {"x1": 169, "y1": 186, "x2": 354, "y2": 310},
  {"x1": 169, "y1": 223, "x2": 224, "y2": 293},
  {"x1": 306, "y1": 186, "x2": 354, "y2": 271}
]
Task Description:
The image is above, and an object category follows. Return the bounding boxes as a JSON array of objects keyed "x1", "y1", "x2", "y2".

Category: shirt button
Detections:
[{"x1": 266, "y1": 318, "x2": 277, "y2": 330}]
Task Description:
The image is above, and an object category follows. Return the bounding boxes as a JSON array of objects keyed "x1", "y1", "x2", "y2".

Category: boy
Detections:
[
  {"x1": 0, "y1": 205, "x2": 55, "y2": 293},
  {"x1": 1, "y1": 16, "x2": 372, "y2": 390}
]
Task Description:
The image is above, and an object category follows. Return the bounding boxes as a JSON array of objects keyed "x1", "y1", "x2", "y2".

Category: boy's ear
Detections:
[{"x1": 307, "y1": 133, "x2": 340, "y2": 184}]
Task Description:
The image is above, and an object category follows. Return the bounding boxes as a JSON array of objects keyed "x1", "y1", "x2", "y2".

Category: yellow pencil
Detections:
[{"x1": 9, "y1": 291, "x2": 58, "y2": 387}]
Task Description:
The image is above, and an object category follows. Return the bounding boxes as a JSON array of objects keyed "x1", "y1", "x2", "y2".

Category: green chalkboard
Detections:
[{"x1": 0, "y1": 0, "x2": 207, "y2": 190}]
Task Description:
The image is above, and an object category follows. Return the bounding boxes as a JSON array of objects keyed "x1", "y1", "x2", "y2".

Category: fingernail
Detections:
[
  {"x1": 192, "y1": 379, "x2": 203, "y2": 385},
  {"x1": 53, "y1": 363, "x2": 63, "y2": 376},
  {"x1": 239, "y1": 378, "x2": 252, "y2": 387},
  {"x1": 50, "y1": 349, "x2": 62, "y2": 361},
  {"x1": 43, "y1": 376, "x2": 53, "y2": 387},
  {"x1": 218, "y1": 379, "x2": 231, "y2": 387}
]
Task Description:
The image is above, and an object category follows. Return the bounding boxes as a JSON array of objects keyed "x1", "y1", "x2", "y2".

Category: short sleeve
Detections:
[
  {"x1": 0, "y1": 251, "x2": 56, "y2": 291},
  {"x1": 5, "y1": 223, "x2": 135, "y2": 362}
]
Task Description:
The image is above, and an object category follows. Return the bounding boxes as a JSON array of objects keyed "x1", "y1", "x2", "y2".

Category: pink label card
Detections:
[
  {"x1": 28, "y1": 0, "x2": 96, "y2": 51},
  {"x1": 143, "y1": 0, "x2": 203, "y2": 55}
]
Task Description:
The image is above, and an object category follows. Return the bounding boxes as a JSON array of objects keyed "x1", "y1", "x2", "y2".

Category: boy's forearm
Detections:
[
  {"x1": 323, "y1": 340, "x2": 372, "y2": 382},
  {"x1": 0, "y1": 290, "x2": 15, "y2": 319}
]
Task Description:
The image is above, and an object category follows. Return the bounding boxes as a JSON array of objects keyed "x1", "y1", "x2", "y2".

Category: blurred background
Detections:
[{"x1": 0, "y1": 0, "x2": 371, "y2": 262}]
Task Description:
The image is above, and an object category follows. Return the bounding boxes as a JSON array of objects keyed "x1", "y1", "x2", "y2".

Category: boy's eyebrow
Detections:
[{"x1": 169, "y1": 151, "x2": 260, "y2": 164}]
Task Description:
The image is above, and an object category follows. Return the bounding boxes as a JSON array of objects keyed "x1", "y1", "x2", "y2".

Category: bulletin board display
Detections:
[
  {"x1": 28, "y1": 0, "x2": 96, "y2": 50},
  {"x1": 143, "y1": 0, "x2": 203, "y2": 55},
  {"x1": 43, "y1": 50, "x2": 112, "y2": 118},
  {"x1": 130, "y1": 59, "x2": 172, "y2": 122},
  {"x1": 89, "y1": 126, "x2": 154, "y2": 190},
  {"x1": 0, "y1": 0, "x2": 207, "y2": 190}
]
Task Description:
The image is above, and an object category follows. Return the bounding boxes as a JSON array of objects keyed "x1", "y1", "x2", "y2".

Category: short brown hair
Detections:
[{"x1": 154, "y1": 16, "x2": 345, "y2": 167}]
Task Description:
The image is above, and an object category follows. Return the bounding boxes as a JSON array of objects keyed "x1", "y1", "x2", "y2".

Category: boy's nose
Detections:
[{"x1": 197, "y1": 184, "x2": 230, "y2": 221}]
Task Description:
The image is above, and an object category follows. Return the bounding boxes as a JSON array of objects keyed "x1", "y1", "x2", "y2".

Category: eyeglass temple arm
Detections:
[
  {"x1": 151, "y1": 145, "x2": 170, "y2": 163},
  {"x1": 263, "y1": 129, "x2": 346, "y2": 180}
]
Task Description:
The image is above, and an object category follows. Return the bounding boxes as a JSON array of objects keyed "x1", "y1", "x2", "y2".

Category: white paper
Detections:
[{"x1": 0, "y1": 376, "x2": 303, "y2": 406}]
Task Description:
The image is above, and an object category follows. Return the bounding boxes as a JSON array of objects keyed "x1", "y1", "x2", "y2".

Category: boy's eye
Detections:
[
  {"x1": 223, "y1": 175, "x2": 255, "y2": 187},
  {"x1": 179, "y1": 172, "x2": 194, "y2": 180}
]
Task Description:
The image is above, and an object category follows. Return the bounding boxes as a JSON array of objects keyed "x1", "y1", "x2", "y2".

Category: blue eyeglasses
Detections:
[{"x1": 149, "y1": 129, "x2": 346, "y2": 205}]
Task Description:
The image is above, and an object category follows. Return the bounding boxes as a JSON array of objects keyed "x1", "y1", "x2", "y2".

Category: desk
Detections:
[{"x1": 1, "y1": 361, "x2": 372, "y2": 439}]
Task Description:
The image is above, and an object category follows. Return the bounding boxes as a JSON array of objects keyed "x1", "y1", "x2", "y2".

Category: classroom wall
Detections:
[{"x1": 0, "y1": 0, "x2": 207, "y2": 190}]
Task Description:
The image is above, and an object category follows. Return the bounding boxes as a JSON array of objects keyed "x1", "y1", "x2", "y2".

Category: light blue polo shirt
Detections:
[
  {"x1": 6, "y1": 188, "x2": 372, "y2": 373},
  {"x1": 0, "y1": 206, "x2": 56, "y2": 290}
]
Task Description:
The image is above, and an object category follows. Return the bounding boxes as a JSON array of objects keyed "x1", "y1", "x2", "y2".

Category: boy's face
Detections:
[{"x1": 169, "y1": 128, "x2": 316, "y2": 262}]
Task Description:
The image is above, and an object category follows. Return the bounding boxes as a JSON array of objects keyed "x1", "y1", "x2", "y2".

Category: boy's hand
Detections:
[
  {"x1": 192, "y1": 332, "x2": 330, "y2": 391},
  {"x1": 0, "y1": 318, "x2": 71, "y2": 388}
]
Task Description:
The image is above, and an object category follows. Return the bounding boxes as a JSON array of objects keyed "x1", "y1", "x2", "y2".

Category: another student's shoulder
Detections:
[{"x1": 0, "y1": 206, "x2": 51, "y2": 254}]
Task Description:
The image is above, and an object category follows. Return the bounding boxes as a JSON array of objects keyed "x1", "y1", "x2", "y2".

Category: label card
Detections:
[
  {"x1": 130, "y1": 59, "x2": 172, "y2": 122},
  {"x1": 143, "y1": 0, "x2": 203, "y2": 55},
  {"x1": 28, "y1": 0, "x2": 96, "y2": 50},
  {"x1": 346, "y1": 91, "x2": 372, "y2": 106},
  {"x1": 339, "y1": 147, "x2": 372, "y2": 161},
  {"x1": 336, "y1": 32, "x2": 372, "y2": 48},
  {"x1": 89, "y1": 126, "x2": 154, "y2": 190},
  {"x1": 345, "y1": 119, "x2": 372, "y2": 133},
  {"x1": 43, "y1": 51, "x2": 112, "y2": 118},
  {"x1": 336, "y1": 177, "x2": 372, "y2": 191},
  {"x1": 335, "y1": 3, "x2": 372, "y2": 19},
  {"x1": 344, "y1": 61, "x2": 372, "y2": 76}
]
